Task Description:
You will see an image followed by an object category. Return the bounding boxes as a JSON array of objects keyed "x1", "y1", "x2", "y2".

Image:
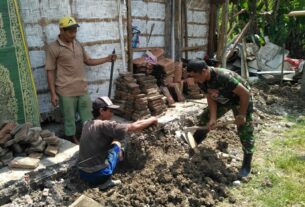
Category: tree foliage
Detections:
[{"x1": 227, "y1": 0, "x2": 305, "y2": 58}]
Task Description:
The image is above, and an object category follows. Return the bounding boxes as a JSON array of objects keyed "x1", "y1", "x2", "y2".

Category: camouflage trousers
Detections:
[{"x1": 198, "y1": 101, "x2": 255, "y2": 154}]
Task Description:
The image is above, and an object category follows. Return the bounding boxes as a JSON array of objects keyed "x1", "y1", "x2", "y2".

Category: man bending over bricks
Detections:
[{"x1": 78, "y1": 96, "x2": 158, "y2": 190}]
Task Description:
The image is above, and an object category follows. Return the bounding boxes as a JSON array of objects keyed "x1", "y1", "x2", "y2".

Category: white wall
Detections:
[{"x1": 19, "y1": 0, "x2": 210, "y2": 115}]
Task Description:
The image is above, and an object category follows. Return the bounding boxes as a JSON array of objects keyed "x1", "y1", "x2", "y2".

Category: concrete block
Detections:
[
  {"x1": 40, "y1": 0, "x2": 70, "y2": 20},
  {"x1": 74, "y1": 0, "x2": 118, "y2": 19},
  {"x1": 192, "y1": 11, "x2": 208, "y2": 24},
  {"x1": 69, "y1": 195, "x2": 103, "y2": 207},
  {"x1": 147, "y1": 2, "x2": 165, "y2": 19},
  {"x1": 38, "y1": 93, "x2": 53, "y2": 114},
  {"x1": 29, "y1": 51, "x2": 45, "y2": 68},
  {"x1": 32, "y1": 68, "x2": 49, "y2": 92},
  {"x1": 44, "y1": 145, "x2": 59, "y2": 157},
  {"x1": 19, "y1": 0, "x2": 41, "y2": 24},
  {"x1": 147, "y1": 21, "x2": 165, "y2": 35},
  {"x1": 9, "y1": 157, "x2": 40, "y2": 169},
  {"x1": 131, "y1": 1, "x2": 148, "y2": 17},
  {"x1": 29, "y1": 152, "x2": 44, "y2": 159},
  {"x1": 44, "y1": 24, "x2": 60, "y2": 43},
  {"x1": 76, "y1": 22, "x2": 119, "y2": 43},
  {"x1": 24, "y1": 25, "x2": 44, "y2": 48}
]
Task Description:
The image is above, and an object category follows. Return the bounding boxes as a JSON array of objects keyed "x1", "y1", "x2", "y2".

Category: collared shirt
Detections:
[
  {"x1": 78, "y1": 119, "x2": 128, "y2": 173},
  {"x1": 45, "y1": 37, "x2": 89, "y2": 96}
]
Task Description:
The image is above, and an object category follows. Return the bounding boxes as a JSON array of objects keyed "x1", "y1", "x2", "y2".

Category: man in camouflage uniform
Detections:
[{"x1": 187, "y1": 60, "x2": 254, "y2": 177}]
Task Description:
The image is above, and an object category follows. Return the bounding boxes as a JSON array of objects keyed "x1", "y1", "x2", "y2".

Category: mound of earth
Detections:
[{"x1": 5, "y1": 80, "x2": 305, "y2": 207}]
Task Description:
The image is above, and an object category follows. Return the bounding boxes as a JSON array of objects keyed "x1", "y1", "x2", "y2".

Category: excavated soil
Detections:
[{"x1": 4, "y1": 81, "x2": 305, "y2": 207}]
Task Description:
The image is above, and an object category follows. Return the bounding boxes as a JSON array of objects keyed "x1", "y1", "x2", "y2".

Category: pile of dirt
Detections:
[{"x1": 4, "y1": 80, "x2": 304, "y2": 207}]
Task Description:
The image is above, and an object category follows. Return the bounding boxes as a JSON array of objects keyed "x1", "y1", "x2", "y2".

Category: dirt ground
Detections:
[{"x1": 4, "y1": 80, "x2": 305, "y2": 207}]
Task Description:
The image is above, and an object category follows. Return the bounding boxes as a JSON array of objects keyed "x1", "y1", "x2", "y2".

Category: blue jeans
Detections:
[{"x1": 79, "y1": 144, "x2": 120, "y2": 186}]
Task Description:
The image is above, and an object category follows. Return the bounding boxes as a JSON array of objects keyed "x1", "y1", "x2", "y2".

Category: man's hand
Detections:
[
  {"x1": 51, "y1": 94, "x2": 59, "y2": 107},
  {"x1": 235, "y1": 114, "x2": 246, "y2": 127},
  {"x1": 107, "y1": 54, "x2": 117, "y2": 62},
  {"x1": 208, "y1": 118, "x2": 217, "y2": 130},
  {"x1": 150, "y1": 116, "x2": 158, "y2": 125}
]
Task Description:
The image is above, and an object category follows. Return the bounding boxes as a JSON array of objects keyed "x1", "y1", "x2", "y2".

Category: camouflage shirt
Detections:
[{"x1": 199, "y1": 67, "x2": 251, "y2": 105}]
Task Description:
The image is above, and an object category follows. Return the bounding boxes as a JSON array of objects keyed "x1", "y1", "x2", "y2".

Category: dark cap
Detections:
[
  {"x1": 187, "y1": 60, "x2": 208, "y2": 73},
  {"x1": 93, "y1": 96, "x2": 120, "y2": 110}
]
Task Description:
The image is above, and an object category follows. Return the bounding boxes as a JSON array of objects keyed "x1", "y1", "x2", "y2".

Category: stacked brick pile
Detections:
[
  {"x1": 0, "y1": 121, "x2": 60, "y2": 169},
  {"x1": 132, "y1": 48, "x2": 198, "y2": 105},
  {"x1": 113, "y1": 72, "x2": 141, "y2": 120},
  {"x1": 135, "y1": 74, "x2": 167, "y2": 116}
]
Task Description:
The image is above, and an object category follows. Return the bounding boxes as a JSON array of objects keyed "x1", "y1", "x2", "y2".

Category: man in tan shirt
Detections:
[{"x1": 45, "y1": 16, "x2": 116, "y2": 144}]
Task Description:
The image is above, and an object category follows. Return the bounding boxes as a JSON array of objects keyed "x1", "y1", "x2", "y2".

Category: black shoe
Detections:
[
  {"x1": 239, "y1": 153, "x2": 253, "y2": 177},
  {"x1": 193, "y1": 129, "x2": 208, "y2": 145}
]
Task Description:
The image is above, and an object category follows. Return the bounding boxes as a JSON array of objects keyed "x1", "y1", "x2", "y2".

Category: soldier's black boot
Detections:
[
  {"x1": 193, "y1": 129, "x2": 208, "y2": 145},
  {"x1": 239, "y1": 153, "x2": 253, "y2": 177}
]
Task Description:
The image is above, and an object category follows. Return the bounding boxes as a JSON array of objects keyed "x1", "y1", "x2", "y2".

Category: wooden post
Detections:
[
  {"x1": 280, "y1": 44, "x2": 285, "y2": 85},
  {"x1": 241, "y1": 38, "x2": 249, "y2": 80},
  {"x1": 174, "y1": 0, "x2": 182, "y2": 61},
  {"x1": 220, "y1": 0, "x2": 229, "y2": 67},
  {"x1": 216, "y1": 0, "x2": 229, "y2": 65},
  {"x1": 207, "y1": 1, "x2": 218, "y2": 57},
  {"x1": 182, "y1": 0, "x2": 188, "y2": 59},
  {"x1": 126, "y1": 0, "x2": 133, "y2": 73},
  {"x1": 164, "y1": 0, "x2": 173, "y2": 57}
]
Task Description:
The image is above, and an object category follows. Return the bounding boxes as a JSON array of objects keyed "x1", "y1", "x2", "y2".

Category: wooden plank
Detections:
[
  {"x1": 224, "y1": 19, "x2": 252, "y2": 64},
  {"x1": 180, "y1": 45, "x2": 207, "y2": 52},
  {"x1": 126, "y1": 0, "x2": 133, "y2": 72},
  {"x1": 132, "y1": 47, "x2": 164, "y2": 52}
]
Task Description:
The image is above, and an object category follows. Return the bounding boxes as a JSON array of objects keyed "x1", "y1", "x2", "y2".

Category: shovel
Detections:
[{"x1": 181, "y1": 120, "x2": 236, "y2": 154}]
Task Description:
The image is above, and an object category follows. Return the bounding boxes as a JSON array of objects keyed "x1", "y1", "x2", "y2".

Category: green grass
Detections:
[{"x1": 222, "y1": 118, "x2": 305, "y2": 207}]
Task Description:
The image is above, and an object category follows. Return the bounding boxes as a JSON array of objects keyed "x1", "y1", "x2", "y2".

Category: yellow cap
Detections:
[{"x1": 59, "y1": 16, "x2": 79, "y2": 29}]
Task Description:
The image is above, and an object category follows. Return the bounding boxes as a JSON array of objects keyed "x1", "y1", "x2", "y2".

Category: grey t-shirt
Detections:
[{"x1": 78, "y1": 119, "x2": 128, "y2": 173}]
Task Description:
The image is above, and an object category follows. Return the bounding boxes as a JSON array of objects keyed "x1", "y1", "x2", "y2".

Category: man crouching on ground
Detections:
[{"x1": 78, "y1": 96, "x2": 158, "y2": 190}]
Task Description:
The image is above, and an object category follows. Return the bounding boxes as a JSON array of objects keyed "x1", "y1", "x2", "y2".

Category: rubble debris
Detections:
[{"x1": 0, "y1": 121, "x2": 62, "y2": 169}]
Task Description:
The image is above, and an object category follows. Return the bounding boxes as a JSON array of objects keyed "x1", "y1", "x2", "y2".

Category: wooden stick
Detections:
[
  {"x1": 126, "y1": 0, "x2": 133, "y2": 72},
  {"x1": 225, "y1": 19, "x2": 252, "y2": 62}
]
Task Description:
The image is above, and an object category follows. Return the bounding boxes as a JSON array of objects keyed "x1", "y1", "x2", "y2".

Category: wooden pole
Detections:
[
  {"x1": 220, "y1": 0, "x2": 229, "y2": 67},
  {"x1": 174, "y1": 0, "x2": 182, "y2": 61},
  {"x1": 207, "y1": 1, "x2": 217, "y2": 57},
  {"x1": 117, "y1": 0, "x2": 126, "y2": 70},
  {"x1": 241, "y1": 38, "x2": 249, "y2": 80},
  {"x1": 126, "y1": 0, "x2": 133, "y2": 73},
  {"x1": 182, "y1": 0, "x2": 188, "y2": 59},
  {"x1": 164, "y1": 0, "x2": 173, "y2": 57},
  {"x1": 280, "y1": 44, "x2": 285, "y2": 85},
  {"x1": 224, "y1": 19, "x2": 252, "y2": 62}
]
